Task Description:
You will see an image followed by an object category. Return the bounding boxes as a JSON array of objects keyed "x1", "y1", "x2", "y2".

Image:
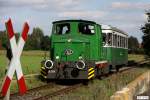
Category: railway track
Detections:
[
  {"x1": 7, "y1": 82, "x2": 82, "y2": 100},
  {"x1": 10, "y1": 83, "x2": 55, "y2": 99},
  {"x1": 34, "y1": 83, "x2": 82, "y2": 100},
  {"x1": 0, "y1": 83, "x2": 56, "y2": 100},
  {"x1": 0, "y1": 60, "x2": 147, "y2": 100}
]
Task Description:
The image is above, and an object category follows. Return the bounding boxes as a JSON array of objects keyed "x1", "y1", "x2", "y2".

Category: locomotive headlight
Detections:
[
  {"x1": 44, "y1": 60, "x2": 54, "y2": 69},
  {"x1": 76, "y1": 60, "x2": 85, "y2": 70},
  {"x1": 78, "y1": 56, "x2": 83, "y2": 60},
  {"x1": 56, "y1": 56, "x2": 60, "y2": 60}
]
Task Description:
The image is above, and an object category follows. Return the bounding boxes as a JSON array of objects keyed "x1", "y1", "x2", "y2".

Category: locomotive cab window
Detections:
[
  {"x1": 54, "y1": 23, "x2": 70, "y2": 35},
  {"x1": 78, "y1": 23, "x2": 95, "y2": 35}
]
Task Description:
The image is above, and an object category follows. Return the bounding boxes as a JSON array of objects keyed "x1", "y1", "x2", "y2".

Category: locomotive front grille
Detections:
[{"x1": 44, "y1": 61, "x2": 96, "y2": 79}]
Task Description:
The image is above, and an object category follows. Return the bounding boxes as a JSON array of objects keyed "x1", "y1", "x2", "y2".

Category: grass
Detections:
[
  {"x1": 0, "y1": 50, "x2": 49, "y2": 79},
  {"x1": 0, "y1": 50, "x2": 49, "y2": 93},
  {"x1": 128, "y1": 54, "x2": 145, "y2": 62}
]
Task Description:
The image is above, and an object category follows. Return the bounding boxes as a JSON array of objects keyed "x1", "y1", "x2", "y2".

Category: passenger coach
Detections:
[
  {"x1": 101, "y1": 25, "x2": 128, "y2": 72},
  {"x1": 40, "y1": 20, "x2": 128, "y2": 80}
]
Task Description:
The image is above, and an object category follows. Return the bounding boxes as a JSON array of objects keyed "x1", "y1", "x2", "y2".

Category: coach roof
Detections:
[{"x1": 102, "y1": 24, "x2": 128, "y2": 36}]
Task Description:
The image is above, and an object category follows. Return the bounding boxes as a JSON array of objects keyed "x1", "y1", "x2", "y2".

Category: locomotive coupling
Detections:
[
  {"x1": 44, "y1": 60, "x2": 54, "y2": 69},
  {"x1": 76, "y1": 60, "x2": 85, "y2": 70}
]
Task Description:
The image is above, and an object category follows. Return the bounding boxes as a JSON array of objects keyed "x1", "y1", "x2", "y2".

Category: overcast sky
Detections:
[{"x1": 0, "y1": 0, "x2": 149, "y2": 43}]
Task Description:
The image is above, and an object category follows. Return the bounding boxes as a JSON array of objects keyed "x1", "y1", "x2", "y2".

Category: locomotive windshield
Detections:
[
  {"x1": 78, "y1": 23, "x2": 95, "y2": 35},
  {"x1": 53, "y1": 23, "x2": 70, "y2": 35}
]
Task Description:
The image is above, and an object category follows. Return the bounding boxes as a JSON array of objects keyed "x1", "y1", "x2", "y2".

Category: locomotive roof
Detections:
[
  {"x1": 53, "y1": 20, "x2": 96, "y2": 24},
  {"x1": 52, "y1": 20, "x2": 128, "y2": 36},
  {"x1": 101, "y1": 24, "x2": 128, "y2": 36}
]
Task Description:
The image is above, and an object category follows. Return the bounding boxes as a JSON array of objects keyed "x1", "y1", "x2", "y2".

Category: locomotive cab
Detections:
[{"x1": 41, "y1": 20, "x2": 102, "y2": 80}]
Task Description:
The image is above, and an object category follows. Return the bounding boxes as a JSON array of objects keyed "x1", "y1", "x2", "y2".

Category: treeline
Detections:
[
  {"x1": 0, "y1": 27, "x2": 144, "y2": 54},
  {"x1": 0, "y1": 27, "x2": 50, "y2": 50},
  {"x1": 141, "y1": 10, "x2": 150, "y2": 57}
]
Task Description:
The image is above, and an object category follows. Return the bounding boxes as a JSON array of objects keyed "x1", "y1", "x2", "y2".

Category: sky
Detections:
[{"x1": 0, "y1": 0, "x2": 150, "y2": 43}]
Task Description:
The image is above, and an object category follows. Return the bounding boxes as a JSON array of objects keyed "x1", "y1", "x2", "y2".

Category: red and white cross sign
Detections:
[{"x1": 1, "y1": 19, "x2": 29, "y2": 96}]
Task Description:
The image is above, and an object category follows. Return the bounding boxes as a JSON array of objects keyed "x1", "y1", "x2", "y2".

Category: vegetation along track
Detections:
[
  {"x1": 0, "y1": 60, "x2": 146, "y2": 100},
  {"x1": 34, "y1": 67, "x2": 138, "y2": 100}
]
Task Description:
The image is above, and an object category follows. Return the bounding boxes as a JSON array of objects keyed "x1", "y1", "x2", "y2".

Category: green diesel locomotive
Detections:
[{"x1": 40, "y1": 20, "x2": 128, "y2": 80}]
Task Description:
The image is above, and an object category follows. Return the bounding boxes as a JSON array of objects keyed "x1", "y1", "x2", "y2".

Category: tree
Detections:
[
  {"x1": 128, "y1": 36, "x2": 139, "y2": 54},
  {"x1": 30, "y1": 27, "x2": 44, "y2": 50},
  {"x1": 0, "y1": 27, "x2": 50, "y2": 50},
  {"x1": 41, "y1": 36, "x2": 50, "y2": 51},
  {"x1": 141, "y1": 10, "x2": 150, "y2": 56},
  {"x1": 0, "y1": 31, "x2": 8, "y2": 49},
  {"x1": 0, "y1": 31, "x2": 21, "y2": 50},
  {"x1": 24, "y1": 34, "x2": 33, "y2": 50}
]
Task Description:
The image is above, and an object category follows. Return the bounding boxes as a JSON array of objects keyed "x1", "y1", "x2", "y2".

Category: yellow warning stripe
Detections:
[
  {"x1": 88, "y1": 67, "x2": 95, "y2": 79},
  {"x1": 40, "y1": 68, "x2": 47, "y2": 72},
  {"x1": 88, "y1": 70, "x2": 95, "y2": 76},
  {"x1": 41, "y1": 67, "x2": 45, "y2": 70},
  {"x1": 88, "y1": 74, "x2": 94, "y2": 79},
  {"x1": 88, "y1": 67, "x2": 94, "y2": 72},
  {"x1": 41, "y1": 70, "x2": 47, "y2": 75},
  {"x1": 41, "y1": 70, "x2": 47, "y2": 74},
  {"x1": 41, "y1": 73, "x2": 47, "y2": 78}
]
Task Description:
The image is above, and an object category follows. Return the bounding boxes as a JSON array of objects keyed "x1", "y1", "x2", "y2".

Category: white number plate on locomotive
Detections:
[{"x1": 48, "y1": 70, "x2": 56, "y2": 73}]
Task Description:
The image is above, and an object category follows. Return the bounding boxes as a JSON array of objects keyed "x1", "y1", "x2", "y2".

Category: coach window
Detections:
[
  {"x1": 124, "y1": 37, "x2": 126, "y2": 48},
  {"x1": 112, "y1": 34, "x2": 114, "y2": 46},
  {"x1": 119, "y1": 36, "x2": 120, "y2": 47},
  {"x1": 117, "y1": 35, "x2": 119, "y2": 47},
  {"x1": 123, "y1": 37, "x2": 125, "y2": 48},
  {"x1": 122, "y1": 37, "x2": 124, "y2": 48},
  {"x1": 125, "y1": 38, "x2": 127, "y2": 48},
  {"x1": 102, "y1": 33, "x2": 106, "y2": 46},
  {"x1": 114, "y1": 34, "x2": 117, "y2": 47},
  {"x1": 113, "y1": 34, "x2": 115, "y2": 46},
  {"x1": 120, "y1": 36, "x2": 123, "y2": 47},
  {"x1": 55, "y1": 23, "x2": 70, "y2": 35},
  {"x1": 107, "y1": 33, "x2": 112, "y2": 46},
  {"x1": 120, "y1": 36, "x2": 122, "y2": 47},
  {"x1": 78, "y1": 23, "x2": 95, "y2": 35},
  {"x1": 127, "y1": 38, "x2": 128, "y2": 48},
  {"x1": 126, "y1": 37, "x2": 128, "y2": 48}
]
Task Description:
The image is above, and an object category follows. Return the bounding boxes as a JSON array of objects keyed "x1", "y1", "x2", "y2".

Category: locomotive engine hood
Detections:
[{"x1": 52, "y1": 37, "x2": 90, "y2": 61}]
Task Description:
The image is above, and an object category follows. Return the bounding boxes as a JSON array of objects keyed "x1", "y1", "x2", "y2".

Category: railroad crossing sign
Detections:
[{"x1": 1, "y1": 19, "x2": 29, "y2": 96}]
